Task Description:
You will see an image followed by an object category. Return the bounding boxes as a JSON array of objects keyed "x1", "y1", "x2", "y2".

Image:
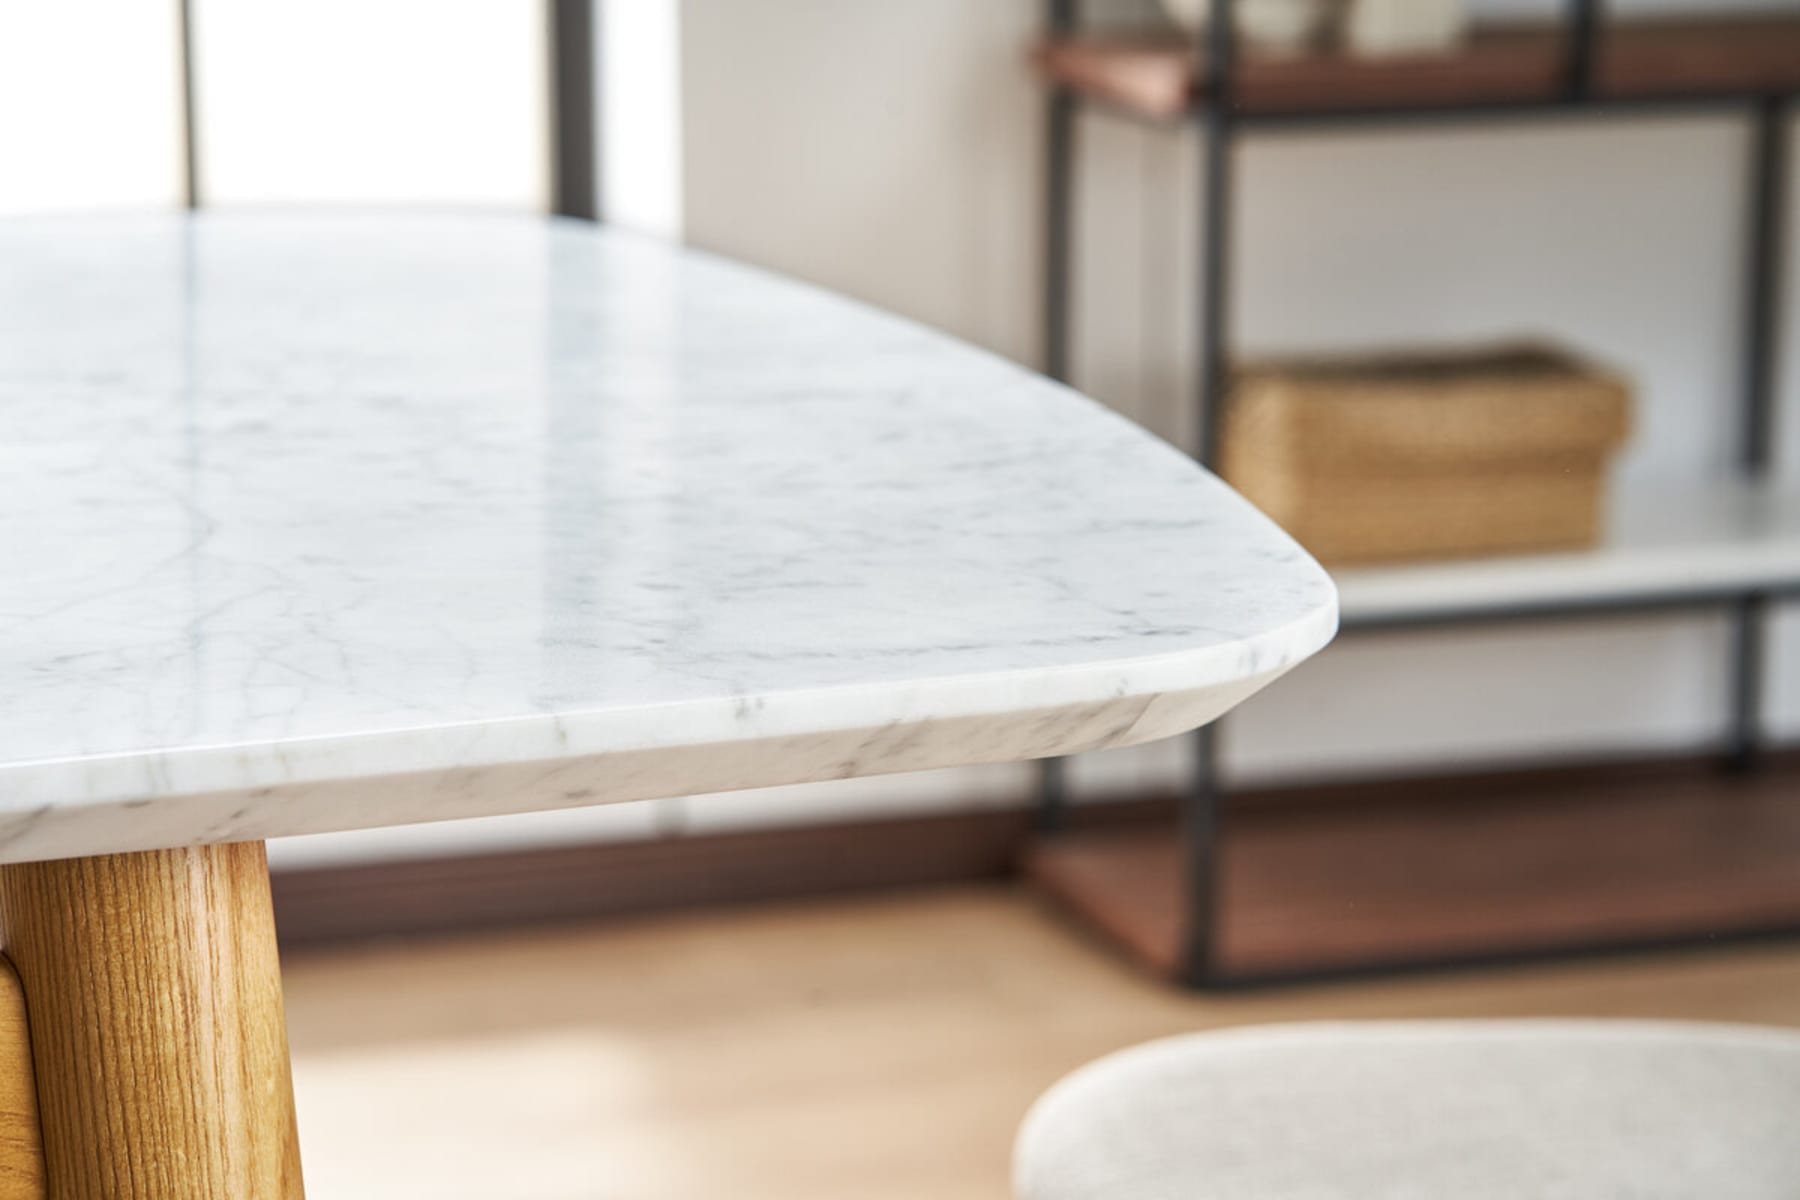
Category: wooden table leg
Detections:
[
  {"x1": 0, "y1": 958, "x2": 45, "y2": 1200},
  {"x1": 0, "y1": 842, "x2": 304, "y2": 1198}
]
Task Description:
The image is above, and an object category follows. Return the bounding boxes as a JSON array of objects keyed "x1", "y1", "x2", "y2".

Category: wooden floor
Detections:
[{"x1": 284, "y1": 885, "x2": 1800, "y2": 1200}]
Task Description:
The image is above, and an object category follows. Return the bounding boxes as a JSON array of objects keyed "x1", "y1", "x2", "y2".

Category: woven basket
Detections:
[{"x1": 1222, "y1": 342, "x2": 1632, "y2": 565}]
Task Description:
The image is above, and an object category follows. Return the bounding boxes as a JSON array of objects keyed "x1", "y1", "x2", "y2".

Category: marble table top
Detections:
[{"x1": 0, "y1": 213, "x2": 1335, "y2": 864}]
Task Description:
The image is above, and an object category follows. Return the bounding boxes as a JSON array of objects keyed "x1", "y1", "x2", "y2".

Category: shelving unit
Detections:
[{"x1": 1030, "y1": 0, "x2": 1800, "y2": 986}]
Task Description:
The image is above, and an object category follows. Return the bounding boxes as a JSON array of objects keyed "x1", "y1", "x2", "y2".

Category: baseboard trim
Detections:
[
  {"x1": 270, "y1": 799, "x2": 1161, "y2": 950},
  {"x1": 269, "y1": 749, "x2": 1799, "y2": 950}
]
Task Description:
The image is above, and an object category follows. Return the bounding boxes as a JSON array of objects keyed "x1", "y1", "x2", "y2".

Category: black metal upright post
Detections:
[
  {"x1": 1728, "y1": 593, "x2": 1768, "y2": 772},
  {"x1": 1195, "y1": 1, "x2": 1236, "y2": 471},
  {"x1": 1181, "y1": 0, "x2": 1238, "y2": 987},
  {"x1": 1727, "y1": 97, "x2": 1789, "y2": 772},
  {"x1": 178, "y1": 0, "x2": 201, "y2": 209},
  {"x1": 1741, "y1": 98, "x2": 1788, "y2": 475},
  {"x1": 549, "y1": 0, "x2": 599, "y2": 221},
  {"x1": 1565, "y1": 0, "x2": 1600, "y2": 101},
  {"x1": 1044, "y1": 0, "x2": 1077, "y2": 384},
  {"x1": 1037, "y1": 0, "x2": 1079, "y2": 834}
]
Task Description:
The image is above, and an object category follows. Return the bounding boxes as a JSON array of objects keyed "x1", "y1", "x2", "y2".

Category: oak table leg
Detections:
[
  {"x1": 0, "y1": 842, "x2": 304, "y2": 1198},
  {"x1": 0, "y1": 958, "x2": 45, "y2": 1199}
]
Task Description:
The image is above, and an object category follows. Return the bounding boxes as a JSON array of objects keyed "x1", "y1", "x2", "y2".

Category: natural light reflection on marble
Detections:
[{"x1": 0, "y1": 213, "x2": 1335, "y2": 862}]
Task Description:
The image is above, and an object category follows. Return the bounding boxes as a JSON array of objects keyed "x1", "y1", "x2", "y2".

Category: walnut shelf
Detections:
[
  {"x1": 1027, "y1": 757, "x2": 1800, "y2": 983},
  {"x1": 1032, "y1": 17, "x2": 1800, "y2": 122}
]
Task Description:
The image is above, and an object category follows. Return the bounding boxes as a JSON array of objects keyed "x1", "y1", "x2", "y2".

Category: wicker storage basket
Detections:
[{"x1": 1222, "y1": 342, "x2": 1632, "y2": 565}]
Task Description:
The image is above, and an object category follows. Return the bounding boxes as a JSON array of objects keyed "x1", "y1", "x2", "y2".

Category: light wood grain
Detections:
[
  {"x1": 0, "y1": 958, "x2": 44, "y2": 1200},
  {"x1": 0, "y1": 843, "x2": 303, "y2": 1199},
  {"x1": 281, "y1": 886, "x2": 1800, "y2": 1200}
]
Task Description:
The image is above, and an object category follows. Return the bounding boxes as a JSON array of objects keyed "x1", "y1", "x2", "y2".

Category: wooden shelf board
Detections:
[
  {"x1": 1026, "y1": 757, "x2": 1800, "y2": 981},
  {"x1": 1032, "y1": 17, "x2": 1800, "y2": 122}
]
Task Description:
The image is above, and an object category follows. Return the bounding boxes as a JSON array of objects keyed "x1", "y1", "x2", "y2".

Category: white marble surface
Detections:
[{"x1": 0, "y1": 213, "x2": 1335, "y2": 864}]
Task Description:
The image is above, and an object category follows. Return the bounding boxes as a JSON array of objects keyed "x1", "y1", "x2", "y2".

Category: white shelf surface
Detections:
[{"x1": 1335, "y1": 480, "x2": 1800, "y2": 627}]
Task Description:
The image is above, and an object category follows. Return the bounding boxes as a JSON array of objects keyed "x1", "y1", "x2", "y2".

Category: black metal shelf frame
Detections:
[
  {"x1": 1036, "y1": 0, "x2": 1798, "y2": 987},
  {"x1": 549, "y1": 0, "x2": 600, "y2": 222}
]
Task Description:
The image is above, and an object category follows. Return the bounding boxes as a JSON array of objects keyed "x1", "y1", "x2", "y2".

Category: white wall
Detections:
[{"x1": 680, "y1": 0, "x2": 1043, "y2": 366}]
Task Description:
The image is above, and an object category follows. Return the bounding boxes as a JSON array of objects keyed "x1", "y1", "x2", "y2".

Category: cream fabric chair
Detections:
[{"x1": 1014, "y1": 1020, "x2": 1800, "y2": 1199}]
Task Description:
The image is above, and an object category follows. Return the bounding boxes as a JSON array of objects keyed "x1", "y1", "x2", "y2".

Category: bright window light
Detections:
[
  {"x1": 194, "y1": 0, "x2": 545, "y2": 208},
  {"x1": 0, "y1": 0, "x2": 183, "y2": 213}
]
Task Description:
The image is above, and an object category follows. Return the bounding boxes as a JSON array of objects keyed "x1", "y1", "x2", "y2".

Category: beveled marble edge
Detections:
[{"x1": 0, "y1": 606, "x2": 1332, "y2": 864}]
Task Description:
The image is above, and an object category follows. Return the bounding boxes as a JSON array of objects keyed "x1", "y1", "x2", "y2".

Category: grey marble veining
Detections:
[{"x1": 0, "y1": 213, "x2": 1335, "y2": 863}]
